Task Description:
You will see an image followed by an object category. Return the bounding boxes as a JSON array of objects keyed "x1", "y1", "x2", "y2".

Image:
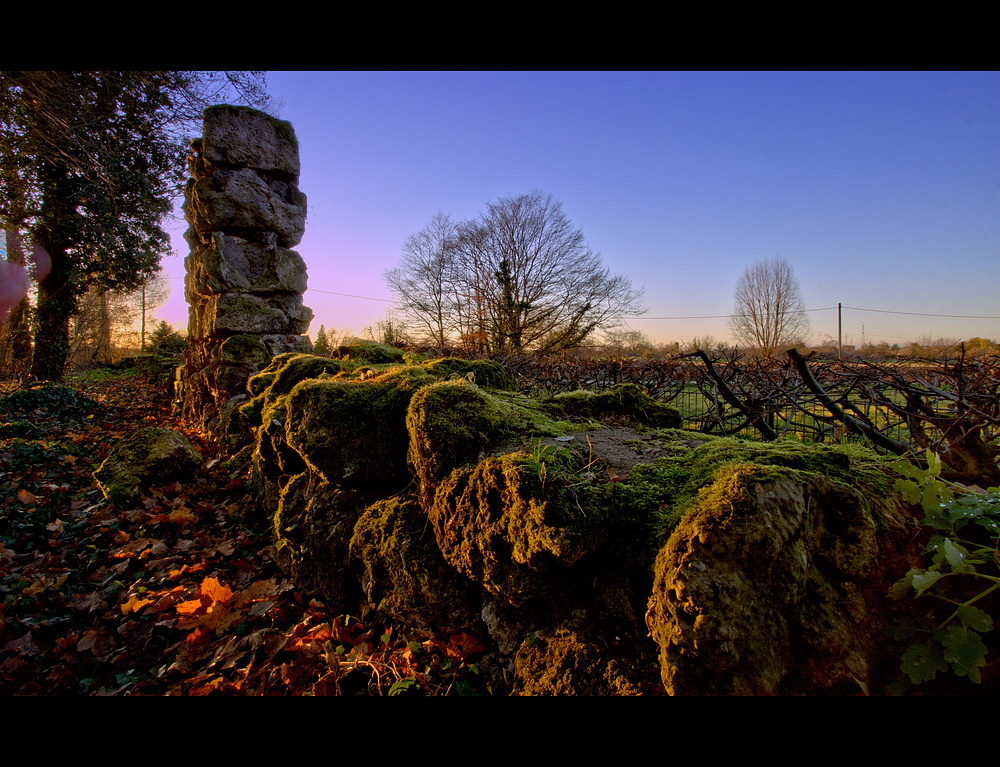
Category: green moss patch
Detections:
[
  {"x1": 542, "y1": 382, "x2": 681, "y2": 428},
  {"x1": 598, "y1": 433, "x2": 896, "y2": 536},
  {"x1": 241, "y1": 353, "x2": 348, "y2": 427},
  {"x1": 334, "y1": 340, "x2": 405, "y2": 364}
]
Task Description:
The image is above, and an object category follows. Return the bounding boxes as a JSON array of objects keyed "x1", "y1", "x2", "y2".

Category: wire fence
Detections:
[{"x1": 502, "y1": 351, "x2": 999, "y2": 457}]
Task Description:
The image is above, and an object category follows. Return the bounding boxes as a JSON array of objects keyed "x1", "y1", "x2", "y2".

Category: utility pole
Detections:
[{"x1": 838, "y1": 302, "x2": 842, "y2": 358}]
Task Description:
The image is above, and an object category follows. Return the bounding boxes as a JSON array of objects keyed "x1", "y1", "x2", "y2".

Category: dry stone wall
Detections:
[
  {"x1": 177, "y1": 105, "x2": 313, "y2": 433},
  {"x1": 240, "y1": 351, "x2": 927, "y2": 695}
]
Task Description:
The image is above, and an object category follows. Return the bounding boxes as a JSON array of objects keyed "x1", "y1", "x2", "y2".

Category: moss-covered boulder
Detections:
[
  {"x1": 422, "y1": 357, "x2": 515, "y2": 391},
  {"x1": 428, "y1": 453, "x2": 598, "y2": 604},
  {"x1": 406, "y1": 380, "x2": 521, "y2": 501},
  {"x1": 93, "y1": 427, "x2": 204, "y2": 505},
  {"x1": 512, "y1": 617, "x2": 662, "y2": 696},
  {"x1": 241, "y1": 353, "x2": 348, "y2": 428},
  {"x1": 285, "y1": 366, "x2": 438, "y2": 489},
  {"x1": 646, "y1": 463, "x2": 916, "y2": 695},
  {"x1": 272, "y1": 471, "x2": 366, "y2": 610},
  {"x1": 350, "y1": 494, "x2": 486, "y2": 634}
]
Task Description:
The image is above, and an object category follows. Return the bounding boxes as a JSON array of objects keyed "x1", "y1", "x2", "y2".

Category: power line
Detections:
[
  {"x1": 306, "y1": 288, "x2": 394, "y2": 303},
  {"x1": 627, "y1": 306, "x2": 836, "y2": 320},
  {"x1": 629, "y1": 306, "x2": 1000, "y2": 321},
  {"x1": 841, "y1": 305, "x2": 1000, "y2": 320}
]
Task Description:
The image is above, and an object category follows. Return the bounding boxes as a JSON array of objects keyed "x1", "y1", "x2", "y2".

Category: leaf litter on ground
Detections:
[{"x1": 0, "y1": 370, "x2": 494, "y2": 695}]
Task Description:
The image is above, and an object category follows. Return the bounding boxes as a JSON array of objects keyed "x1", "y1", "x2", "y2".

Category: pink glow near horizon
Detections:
[{"x1": 151, "y1": 72, "x2": 999, "y2": 348}]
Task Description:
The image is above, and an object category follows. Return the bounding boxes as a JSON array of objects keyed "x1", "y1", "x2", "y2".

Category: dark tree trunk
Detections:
[
  {"x1": 0, "y1": 230, "x2": 33, "y2": 379},
  {"x1": 30, "y1": 241, "x2": 74, "y2": 381},
  {"x1": 29, "y1": 160, "x2": 81, "y2": 382}
]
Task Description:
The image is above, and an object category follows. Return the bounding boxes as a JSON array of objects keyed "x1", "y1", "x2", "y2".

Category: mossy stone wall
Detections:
[{"x1": 242, "y1": 351, "x2": 921, "y2": 694}]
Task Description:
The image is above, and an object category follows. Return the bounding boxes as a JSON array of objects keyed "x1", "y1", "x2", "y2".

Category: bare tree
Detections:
[
  {"x1": 728, "y1": 256, "x2": 810, "y2": 357},
  {"x1": 384, "y1": 212, "x2": 458, "y2": 346},
  {"x1": 363, "y1": 310, "x2": 412, "y2": 348},
  {"x1": 67, "y1": 270, "x2": 171, "y2": 366},
  {"x1": 389, "y1": 192, "x2": 644, "y2": 355}
]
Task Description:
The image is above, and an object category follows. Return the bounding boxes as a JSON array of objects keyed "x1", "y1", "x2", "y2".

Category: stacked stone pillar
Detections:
[{"x1": 177, "y1": 105, "x2": 313, "y2": 433}]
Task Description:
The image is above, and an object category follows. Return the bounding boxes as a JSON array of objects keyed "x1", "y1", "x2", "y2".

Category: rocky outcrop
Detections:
[
  {"x1": 241, "y1": 352, "x2": 922, "y2": 695},
  {"x1": 177, "y1": 106, "x2": 313, "y2": 436}
]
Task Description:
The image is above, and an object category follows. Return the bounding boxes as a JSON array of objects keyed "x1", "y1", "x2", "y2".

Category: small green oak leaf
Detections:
[
  {"x1": 910, "y1": 570, "x2": 944, "y2": 595},
  {"x1": 940, "y1": 625, "x2": 988, "y2": 682},
  {"x1": 957, "y1": 604, "x2": 993, "y2": 633},
  {"x1": 901, "y1": 642, "x2": 948, "y2": 684},
  {"x1": 925, "y1": 449, "x2": 944, "y2": 478}
]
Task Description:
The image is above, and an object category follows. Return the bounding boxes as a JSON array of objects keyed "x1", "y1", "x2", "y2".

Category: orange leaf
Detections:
[
  {"x1": 199, "y1": 577, "x2": 233, "y2": 606},
  {"x1": 176, "y1": 597, "x2": 208, "y2": 616},
  {"x1": 16, "y1": 489, "x2": 36, "y2": 505},
  {"x1": 236, "y1": 578, "x2": 280, "y2": 604},
  {"x1": 185, "y1": 626, "x2": 213, "y2": 647},
  {"x1": 121, "y1": 594, "x2": 154, "y2": 615},
  {"x1": 201, "y1": 605, "x2": 240, "y2": 634},
  {"x1": 168, "y1": 507, "x2": 197, "y2": 526},
  {"x1": 443, "y1": 631, "x2": 488, "y2": 660}
]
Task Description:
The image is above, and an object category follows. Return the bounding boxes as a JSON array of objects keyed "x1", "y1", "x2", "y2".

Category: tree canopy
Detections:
[
  {"x1": 0, "y1": 71, "x2": 271, "y2": 380},
  {"x1": 385, "y1": 192, "x2": 644, "y2": 354}
]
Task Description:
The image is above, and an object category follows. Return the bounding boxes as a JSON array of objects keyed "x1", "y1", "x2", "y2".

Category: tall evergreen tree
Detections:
[{"x1": 313, "y1": 324, "x2": 331, "y2": 356}]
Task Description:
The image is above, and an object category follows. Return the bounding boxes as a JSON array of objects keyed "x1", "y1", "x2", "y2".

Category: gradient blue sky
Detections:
[{"x1": 159, "y1": 71, "x2": 1000, "y2": 348}]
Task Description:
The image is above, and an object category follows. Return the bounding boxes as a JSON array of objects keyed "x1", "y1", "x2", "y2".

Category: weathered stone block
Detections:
[
  {"x1": 185, "y1": 170, "x2": 306, "y2": 247},
  {"x1": 186, "y1": 234, "x2": 308, "y2": 296},
  {"x1": 219, "y1": 334, "x2": 272, "y2": 366},
  {"x1": 200, "y1": 104, "x2": 301, "y2": 179},
  {"x1": 261, "y1": 334, "x2": 314, "y2": 357},
  {"x1": 208, "y1": 293, "x2": 313, "y2": 336}
]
